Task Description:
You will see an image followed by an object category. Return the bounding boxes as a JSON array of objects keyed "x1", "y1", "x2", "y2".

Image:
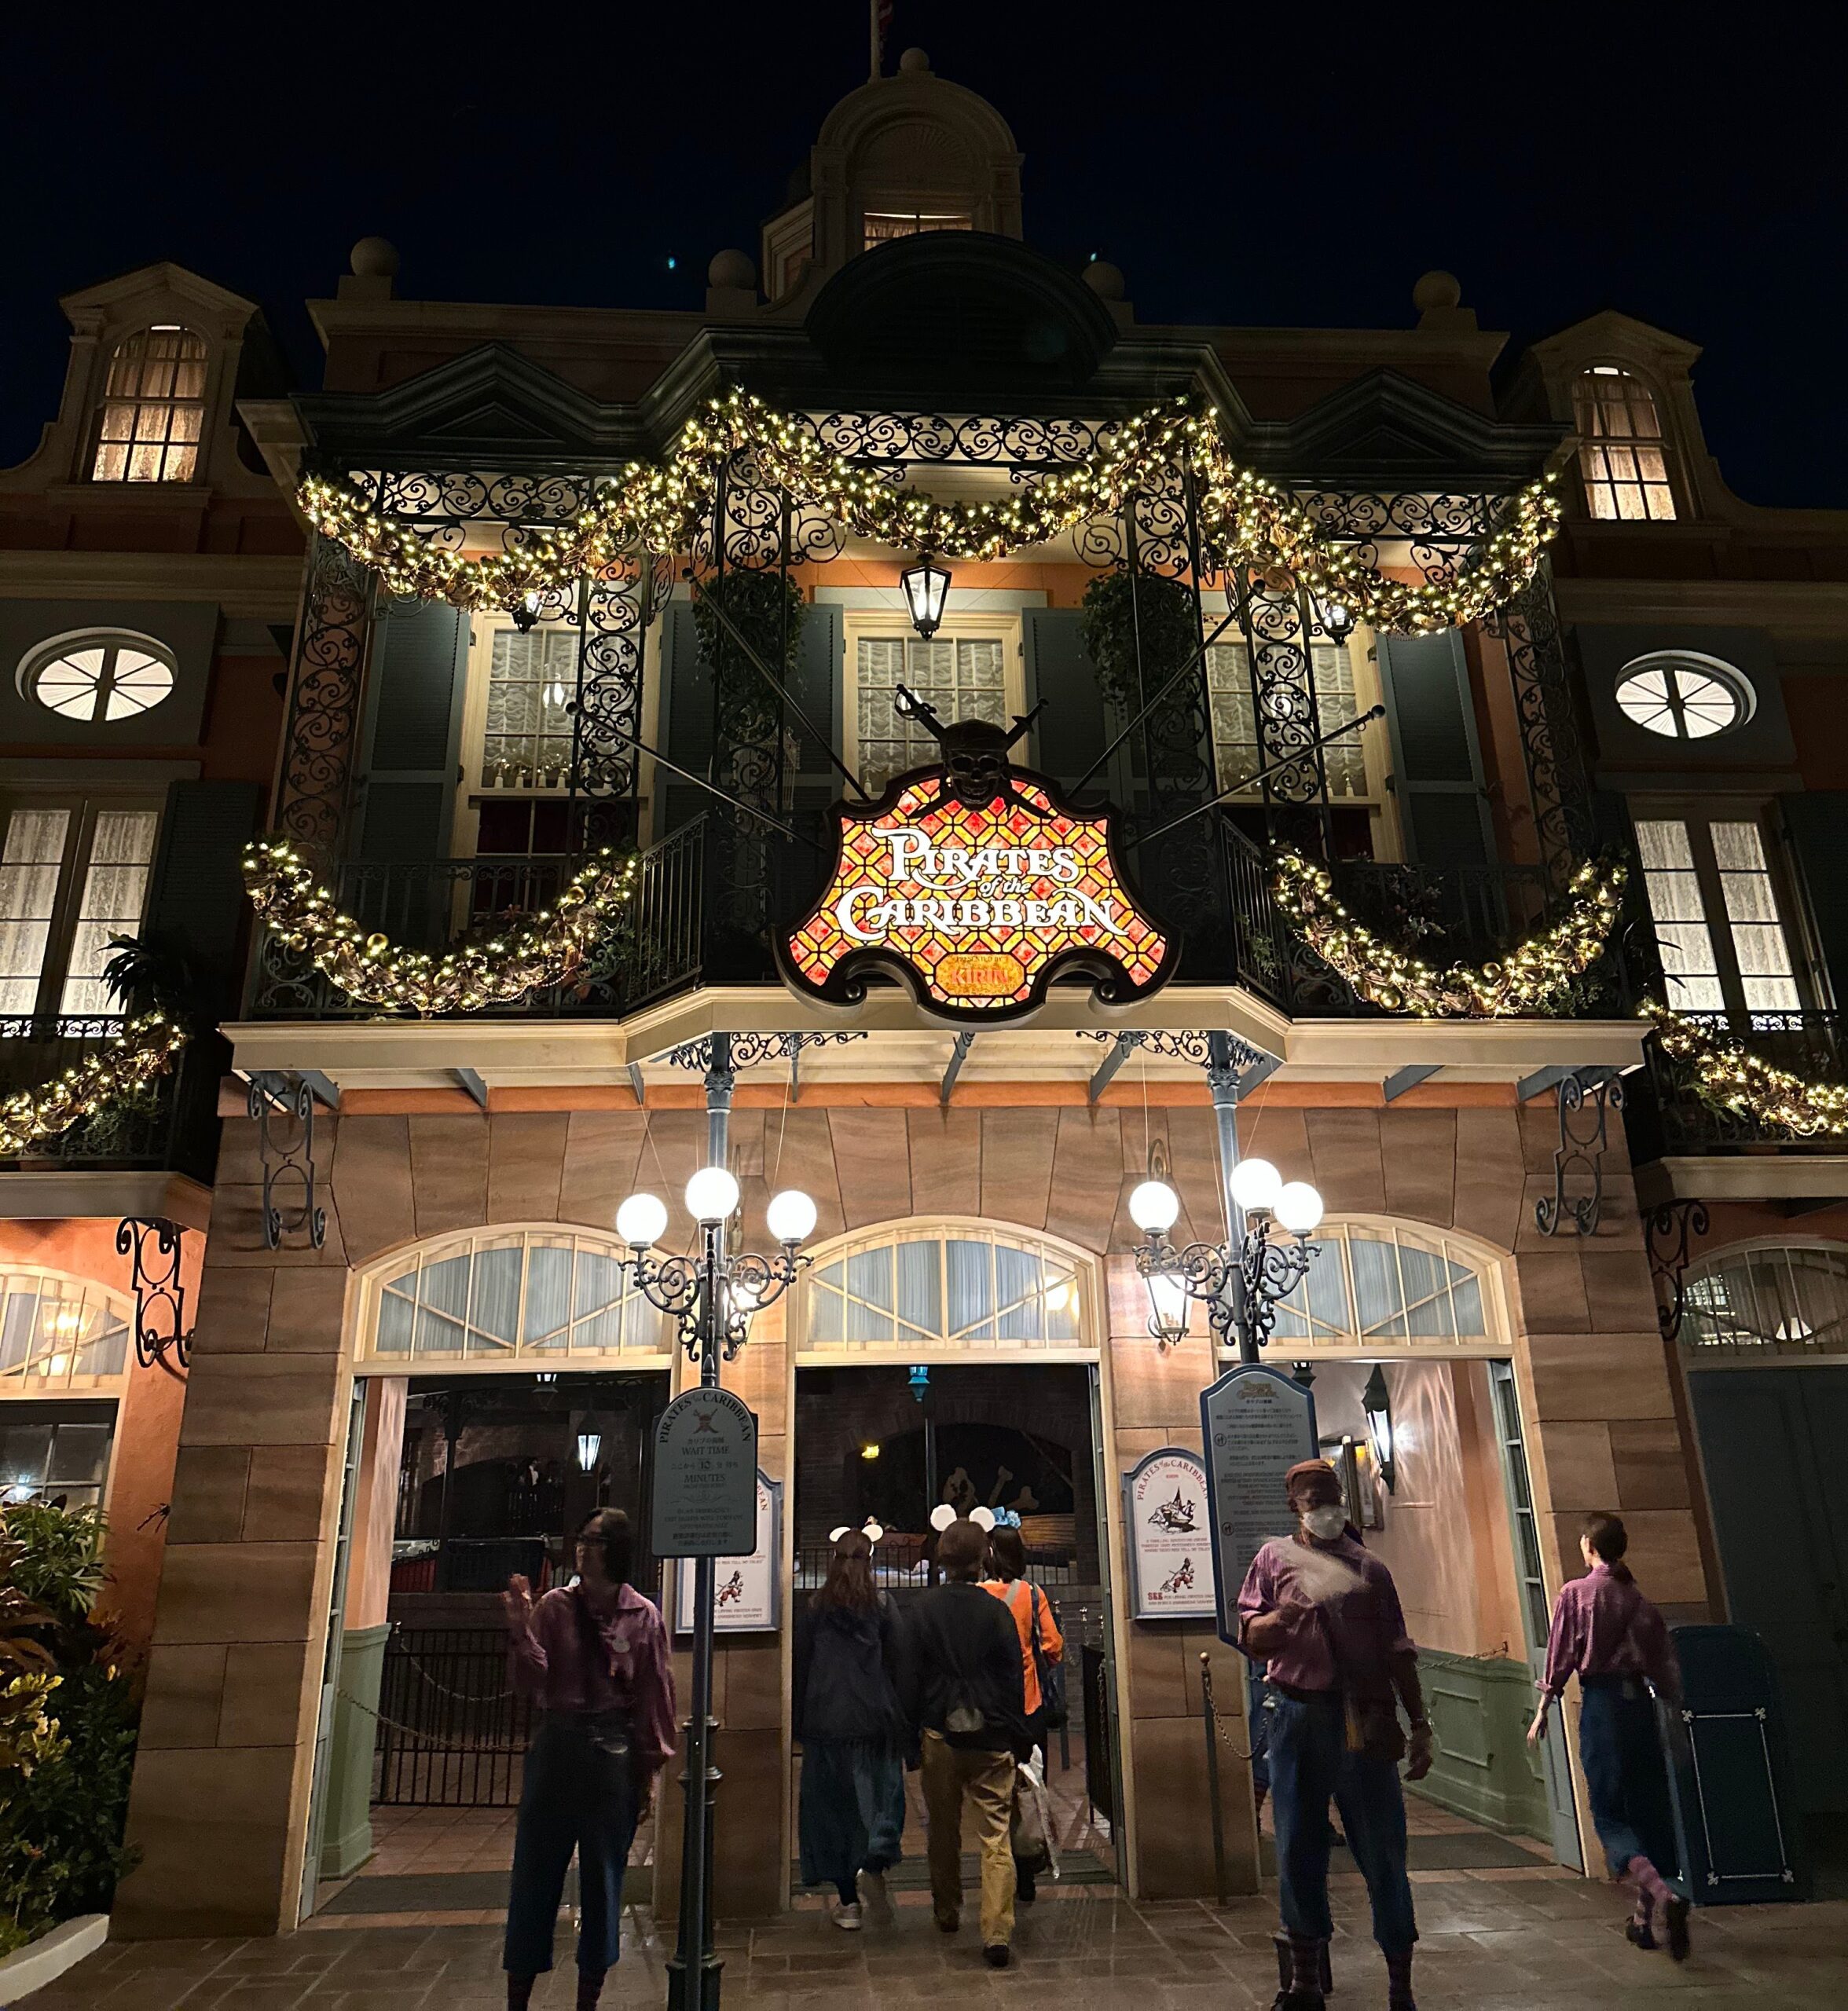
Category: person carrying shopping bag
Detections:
[
  {"x1": 980, "y1": 1518, "x2": 1065, "y2": 1900},
  {"x1": 905, "y1": 1507, "x2": 1032, "y2": 1969}
]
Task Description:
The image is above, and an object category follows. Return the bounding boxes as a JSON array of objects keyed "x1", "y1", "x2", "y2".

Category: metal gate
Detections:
[{"x1": 372, "y1": 1626, "x2": 534, "y2": 1807}]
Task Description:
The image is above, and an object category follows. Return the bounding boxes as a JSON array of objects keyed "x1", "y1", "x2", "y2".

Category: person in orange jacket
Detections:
[{"x1": 980, "y1": 1519, "x2": 1065, "y2": 1902}]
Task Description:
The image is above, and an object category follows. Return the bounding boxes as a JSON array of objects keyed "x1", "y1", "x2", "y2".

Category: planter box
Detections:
[{"x1": 0, "y1": 1913, "x2": 108, "y2": 2003}]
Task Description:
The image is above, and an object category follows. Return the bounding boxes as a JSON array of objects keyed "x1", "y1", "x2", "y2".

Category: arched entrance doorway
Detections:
[{"x1": 789, "y1": 1219, "x2": 1125, "y2": 1890}]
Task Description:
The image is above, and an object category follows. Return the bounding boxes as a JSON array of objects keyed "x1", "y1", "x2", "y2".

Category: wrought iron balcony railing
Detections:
[
  {"x1": 1628, "y1": 1009, "x2": 1848, "y2": 1156},
  {"x1": 0, "y1": 1015, "x2": 219, "y2": 1180},
  {"x1": 1219, "y1": 826, "x2": 1622, "y2": 1016},
  {"x1": 247, "y1": 815, "x2": 708, "y2": 1020}
]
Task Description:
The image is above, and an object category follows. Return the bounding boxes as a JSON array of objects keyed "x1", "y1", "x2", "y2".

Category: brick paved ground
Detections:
[{"x1": 22, "y1": 1873, "x2": 1848, "y2": 2011}]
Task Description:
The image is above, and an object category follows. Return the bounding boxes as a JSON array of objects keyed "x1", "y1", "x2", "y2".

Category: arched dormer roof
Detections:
[
  {"x1": 805, "y1": 230, "x2": 1117, "y2": 399},
  {"x1": 763, "y1": 50, "x2": 1024, "y2": 307}
]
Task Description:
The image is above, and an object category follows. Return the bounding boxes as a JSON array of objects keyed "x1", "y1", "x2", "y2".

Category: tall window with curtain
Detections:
[
  {"x1": 854, "y1": 634, "x2": 1007, "y2": 793},
  {"x1": 0, "y1": 800, "x2": 159, "y2": 1020},
  {"x1": 90, "y1": 327, "x2": 208, "y2": 483},
  {"x1": 1574, "y1": 366, "x2": 1677, "y2": 522},
  {"x1": 1634, "y1": 811, "x2": 1802, "y2": 1023}
]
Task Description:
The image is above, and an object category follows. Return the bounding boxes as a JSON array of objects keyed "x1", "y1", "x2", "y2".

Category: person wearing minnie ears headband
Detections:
[
  {"x1": 979, "y1": 1511, "x2": 1065, "y2": 1902},
  {"x1": 792, "y1": 1520, "x2": 909, "y2": 1929},
  {"x1": 1528, "y1": 1512, "x2": 1690, "y2": 1962},
  {"x1": 903, "y1": 1504, "x2": 1032, "y2": 1967},
  {"x1": 500, "y1": 1508, "x2": 676, "y2": 2011},
  {"x1": 1237, "y1": 1460, "x2": 1433, "y2": 2011}
]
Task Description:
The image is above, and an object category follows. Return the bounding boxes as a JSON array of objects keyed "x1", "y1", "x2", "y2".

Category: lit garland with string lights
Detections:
[
  {"x1": 243, "y1": 839, "x2": 637, "y2": 1016},
  {"x1": 1648, "y1": 1002, "x2": 1848, "y2": 1138},
  {"x1": 0, "y1": 1014, "x2": 189, "y2": 1159},
  {"x1": 298, "y1": 390, "x2": 1561, "y2": 634},
  {"x1": 1274, "y1": 852, "x2": 1626, "y2": 1017}
]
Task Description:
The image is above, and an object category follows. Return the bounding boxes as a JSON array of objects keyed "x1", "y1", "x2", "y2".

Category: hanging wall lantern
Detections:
[{"x1": 900, "y1": 554, "x2": 952, "y2": 640}]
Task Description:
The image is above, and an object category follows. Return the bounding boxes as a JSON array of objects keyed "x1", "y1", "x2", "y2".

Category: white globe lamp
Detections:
[
  {"x1": 685, "y1": 1165, "x2": 740, "y2": 1226},
  {"x1": 615, "y1": 1192, "x2": 668, "y2": 1249},
  {"x1": 765, "y1": 1188, "x2": 818, "y2": 1247},
  {"x1": 1274, "y1": 1181, "x2": 1326, "y2": 1236},
  {"x1": 1128, "y1": 1178, "x2": 1181, "y2": 1235},
  {"x1": 1229, "y1": 1156, "x2": 1284, "y2": 1214}
]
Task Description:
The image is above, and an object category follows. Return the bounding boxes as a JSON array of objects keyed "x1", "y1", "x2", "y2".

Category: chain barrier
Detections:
[
  {"x1": 335, "y1": 1684, "x2": 525, "y2": 1755},
  {"x1": 1199, "y1": 1652, "x2": 1260, "y2": 1763}
]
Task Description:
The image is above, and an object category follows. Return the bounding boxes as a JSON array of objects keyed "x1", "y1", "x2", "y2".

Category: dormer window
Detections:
[
  {"x1": 90, "y1": 326, "x2": 207, "y2": 483},
  {"x1": 1573, "y1": 365, "x2": 1676, "y2": 522},
  {"x1": 862, "y1": 210, "x2": 974, "y2": 249}
]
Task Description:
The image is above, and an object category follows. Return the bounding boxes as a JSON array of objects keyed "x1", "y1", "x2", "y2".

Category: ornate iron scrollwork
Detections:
[
  {"x1": 661, "y1": 1031, "x2": 868, "y2": 1077},
  {"x1": 1646, "y1": 1200, "x2": 1711, "y2": 1341},
  {"x1": 274, "y1": 533, "x2": 373, "y2": 855},
  {"x1": 115, "y1": 1215, "x2": 194, "y2": 1372},
  {"x1": 1535, "y1": 1069, "x2": 1626, "y2": 1236},
  {"x1": 1487, "y1": 559, "x2": 1597, "y2": 891},
  {"x1": 248, "y1": 1075, "x2": 328, "y2": 1250}
]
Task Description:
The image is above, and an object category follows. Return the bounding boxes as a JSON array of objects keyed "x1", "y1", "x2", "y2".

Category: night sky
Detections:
[{"x1": 6, "y1": 3, "x2": 1840, "y2": 506}]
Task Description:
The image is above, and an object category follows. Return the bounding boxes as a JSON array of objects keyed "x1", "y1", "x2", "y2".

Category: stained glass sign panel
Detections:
[{"x1": 782, "y1": 768, "x2": 1177, "y2": 1022}]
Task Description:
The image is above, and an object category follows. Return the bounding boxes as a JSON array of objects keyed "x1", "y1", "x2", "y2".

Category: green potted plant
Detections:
[{"x1": 0, "y1": 1504, "x2": 140, "y2": 1980}]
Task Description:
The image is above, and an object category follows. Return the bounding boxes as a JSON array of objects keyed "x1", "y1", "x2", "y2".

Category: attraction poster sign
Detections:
[
  {"x1": 1122, "y1": 1446, "x2": 1217, "y2": 1620},
  {"x1": 674, "y1": 1471, "x2": 781, "y2": 1635}
]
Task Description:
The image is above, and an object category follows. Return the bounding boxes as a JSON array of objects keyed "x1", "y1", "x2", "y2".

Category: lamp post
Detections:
[
  {"x1": 614, "y1": 1167, "x2": 816, "y2": 2011},
  {"x1": 1128, "y1": 1158, "x2": 1325, "y2": 1363}
]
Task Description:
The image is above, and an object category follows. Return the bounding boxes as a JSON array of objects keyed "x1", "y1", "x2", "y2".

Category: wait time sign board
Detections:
[{"x1": 779, "y1": 767, "x2": 1179, "y2": 1024}]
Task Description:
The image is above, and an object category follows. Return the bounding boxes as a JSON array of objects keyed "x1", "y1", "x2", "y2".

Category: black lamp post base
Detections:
[{"x1": 666, "y1": 1953, "x2": 724, "y2": 2011}]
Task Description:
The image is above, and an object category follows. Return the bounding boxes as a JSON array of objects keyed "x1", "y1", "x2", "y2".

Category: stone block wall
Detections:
[{"x1": 113, "y1": 1087, "x2": 1713, "y2": 1934}]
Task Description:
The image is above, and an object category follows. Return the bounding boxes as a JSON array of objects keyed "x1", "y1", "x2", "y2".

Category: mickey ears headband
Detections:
[
  {"x1": 930, "y1": 1504, "x2": 997, "y2": 1533},
  {"x1": 829, "y1": 1519, "x2": 885, "y2": 1547}
]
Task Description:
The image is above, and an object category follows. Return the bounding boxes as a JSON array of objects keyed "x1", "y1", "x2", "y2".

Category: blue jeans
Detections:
[
  {"x1": 1267, "y1": 1687, "x2": 1417, "y2": 1953},
  {"x1": 504, "y1": 1712, "x2": 639, "y2": 1977},
  {"x1": 1576, "y1": 1676, "x2": 1677, "y2": 1881}
]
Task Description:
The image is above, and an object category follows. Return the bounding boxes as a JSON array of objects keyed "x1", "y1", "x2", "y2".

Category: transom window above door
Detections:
[
  {"x1": 365, "y1": 1229, "x2": 670, "y2": 1367},
  {"x1": 801, "y1": 1224, "x2": 1089, "y2": 1354},
  {"x1": 1634, "y1": 812, "x2": 1802, "y2": 1020},
  {"x1": 1681, "y1": 1244, "x2": 1848, "y2": 1357},
  {"x1": 0, "y1": 1272, "x2": 131, "y2": 1391},
  {"x1": 1219, "y1": 1221, "x2": 1498, "y2": 1355},
  {"x1": 0, "y1": 800, "x2": 160, "y2": 1019}
]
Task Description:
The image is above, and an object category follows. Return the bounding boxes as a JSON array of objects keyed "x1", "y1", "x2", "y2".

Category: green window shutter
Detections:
[
  {"x1": 656, "y1": 601, "x2": 714, "y2": 835},
  {"x1": 1376, "y1": 630, "x2": 1493, "y2": 865},
  {"x1": 1780, "y1": 792, "x2": 1848, "y2": 1007},
  {"x1": 788, "y1": 603, "x2": 843, "y2": 812},
  {"x1": 1023, "y1": 609, "x2": 1110, "y2": 795},
  {"x1": 357, "y1": 601, "x2": 469, "y2": 860},
  {"x1": 143, "y1": 779, "x2": 262, "y2": 1009}
]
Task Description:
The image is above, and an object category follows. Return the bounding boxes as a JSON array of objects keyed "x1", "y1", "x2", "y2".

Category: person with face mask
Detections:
[
  {"x1": 1237, "y1": 1459, "x2": 1433, "y2": 2011},
  {"x1": 1527, "y1": 1513, "x2": 1688, "y2": 1960}
]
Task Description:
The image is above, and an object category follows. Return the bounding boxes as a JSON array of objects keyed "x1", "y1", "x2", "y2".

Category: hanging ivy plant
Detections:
[
  {"x1": 1078, "y1": 569, "x2": 1201, "y2": 713},
  {"x1": 691, "y1": 570, "x2": 806, "y2": 745}
]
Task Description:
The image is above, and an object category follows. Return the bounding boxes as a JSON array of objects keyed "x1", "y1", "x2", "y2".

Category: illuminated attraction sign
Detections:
[{"x1": 782, "y1": 767, "x2": 1177, "y2": 1022}]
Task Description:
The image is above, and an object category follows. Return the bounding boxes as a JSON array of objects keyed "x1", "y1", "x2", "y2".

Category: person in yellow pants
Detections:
[{"x1": 904, "y1": 1515, "x2": 1030, "y2": 1966}]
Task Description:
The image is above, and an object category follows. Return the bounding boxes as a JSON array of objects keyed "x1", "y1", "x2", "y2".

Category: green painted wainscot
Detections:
[
  {"x1": 320, "y1": 1624, "x2": 391, "y2": 1877},
  {"x1": 1406, "y1": 1649, "x2": 1550, "y2": 1839}
]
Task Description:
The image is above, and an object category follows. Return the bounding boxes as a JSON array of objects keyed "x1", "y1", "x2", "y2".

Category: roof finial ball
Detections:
[
  {"x1": 707, "y1": 249, "x2": 757, "y2": 291},
  {"x1": 1083, "y1": 259, "x2": 1126, "y2": 302},
  {"x1": 898, "y1": 46, "x2": 931, "y2": 74},
  {"x1": 1412, "y1": 269, "x2": 1475, "y2": 332},
  {"x1": 350, "y1": 236, "x2": 401, "y2": 280}
]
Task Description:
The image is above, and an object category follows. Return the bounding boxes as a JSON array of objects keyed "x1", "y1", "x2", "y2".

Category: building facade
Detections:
[
  {"x1": 6, "y1": 49, "x2": 1839, "y2": 1942},
  {"x1": 0, "y1": 261, "x2": 300, "y2": 1653}
]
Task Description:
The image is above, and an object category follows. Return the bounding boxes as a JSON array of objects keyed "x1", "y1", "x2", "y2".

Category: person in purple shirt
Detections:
[
  {"x1": 1528, "y1": 1511, "x2": 1689, "y2": 1961},
  {"x1": 501, "y1": 1507, "x2": 677, "y2": 2011},
  {"x1": 1237, "y1": 1459, "x2": 1434, "y2": 2011}
]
